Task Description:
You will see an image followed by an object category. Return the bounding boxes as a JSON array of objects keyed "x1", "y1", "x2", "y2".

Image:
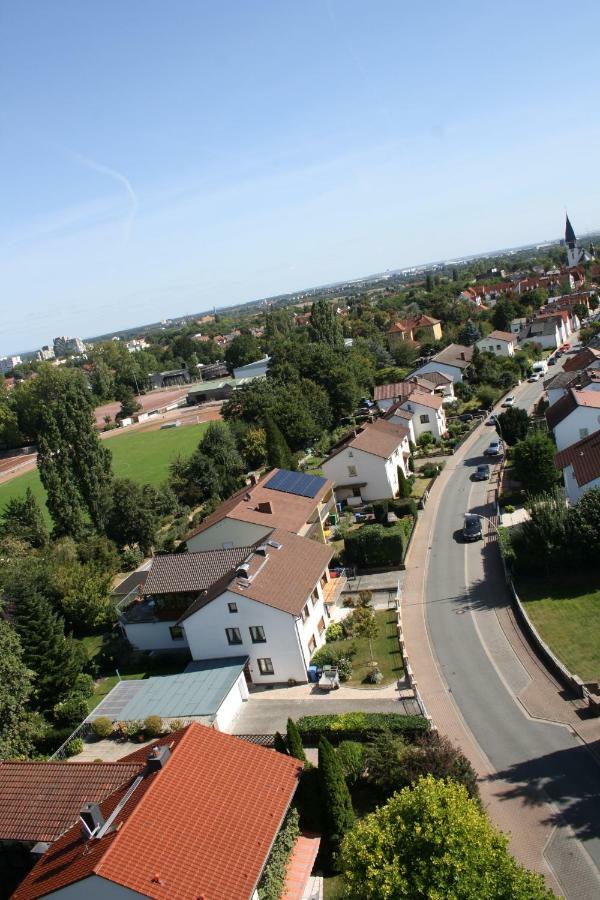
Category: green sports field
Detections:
[{"x1": 0, "y1": 423, "x2": 209, "y2": 522}]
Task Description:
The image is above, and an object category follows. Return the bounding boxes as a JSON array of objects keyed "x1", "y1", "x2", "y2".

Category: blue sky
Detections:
[{"x1": 2, "y1": 1, "x2": 600, "y2": 355}]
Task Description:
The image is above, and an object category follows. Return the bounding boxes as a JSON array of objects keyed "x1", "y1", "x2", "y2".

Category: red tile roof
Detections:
[
  {"x1": 187, "y1": 468, "x2": 333, "y2": 541},
  {"x1": 546, "y1": 388, "x2": 600, "y2": 430},
  {"x1": 399, "y1": 392, "x2": 444, "y2": 411},
  {"x1": 485, "y1": 330, "x2": 518, "y2": 343},
  {"x1": 555, "y1": 430, "x2": 600, "y2": 488},
  {"x1": 563, "y1": 347, "x2": 600, "y2": 372},
  {"x1": 13, "y1": 724, "x2": 303, "y2": 900},
  {"x1": 0, "y1": 762, "x2": 143, "y2": 843},
  {"x1": 374, "y1": 382, "x2": 430, "y2": 402},
  {"x1": 327, "y1": 419, "x2": 410, "y2": 460},
  {"x1": 429, "y1": 343, "x2": 473, "y2": 369},
  {"x1": 387, "y1": 314, "x2": 440, "y2": 335},
  {"x1": 143, "y1": 546, "x2": 252, "y2": 595}
]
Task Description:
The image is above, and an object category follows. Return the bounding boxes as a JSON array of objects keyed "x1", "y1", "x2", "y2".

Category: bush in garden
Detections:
[
  {"x1": 401, "y1": 732, "x2": 480, "y2": 801},
  {"x1": 397, "y1": 468, "x2": 411, "y2": 498},
  {"x1": 417, "y1": 432, "x2": 435, "y2": 447},
  {"x1": 143, "y1": 715, "x2": 163, "y2": 738},
  {"x1": 73, "y1": 672, "x2": 95, "y2": 698},
  {"x1": 388, "y1": 497, "x2": 417, "y2": 518},
  {"x1": 256, "y1": 808, "x2": 300, "y2": 900},
  {"x1": 366, "y1": 667, "x2": 383, "y2": 684},
  {"x1": 52, "y1": 694, "x2": 90, "y2": 728},
  {"x1": 310, "y1": 645, "x2": 354, "y2": 681},
  {"x1": 336, "y1": 741, "x2": 365, "y2": 785},
  {"x1": 168, "y1": 718, "x2": 185, "y2": 732},
  {"x1": 286, "y1": 718, "x2": 307, "y2": 762},
  {"x1": 325, "y1": 622, "x2": 344, "y2": 642},
  {"x1": 65, "y1": 738, "x2": 84, "y2": 757},
  {"x1": 120, "y1": 546, "x2": 144, "y2": 571},
  {"x1": 296, "y1": 712, "x2": 429, "y2": 745},
  {"x1": 273, "y1": 731, "x2": 288, "y2": 754},
  {"x1": 344, "y1": 524, "x2": 404, "y2": 567},
  {"x1": 92, "y1": 716, "x2": 114, "y2": 739},
  {"x1": 124, "y1": 719, "x2": 143, "y2": 740}
]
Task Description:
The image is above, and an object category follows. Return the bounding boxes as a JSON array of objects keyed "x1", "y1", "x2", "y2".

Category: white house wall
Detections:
[
  {"x1": 182, "y1": 584, "x2": 329, "y2": 684},
  {"x1": 323, "y1": 442, "x2": 409, "y2": 502},
  {"x1": 187, "y1": 519, "x2": 272, "y2": 552},
  {"x1": 123, "y1": 620, "x2": 187, "y2": 652},
  {"x1": 387, "y1": 414, "x2": 416, "y2": 444},
  {"x1": 475, "y1": 339, "x2": 514, "y2": 357},
  {"x1": 399, "y1": 400, "x2": 446, "y2": 441},
  {"x1": 214, "y1": 671, "x2": 248, "y2": 732},
  {"x1": 413, "y1": 360, "x2": 465, "y2": 383},
  {"x1": 562, "y1": 464, "x2": 600, "y2": 504},
  {"x1": 552, "y1": 408, "x2": 600, "y2": 451}
]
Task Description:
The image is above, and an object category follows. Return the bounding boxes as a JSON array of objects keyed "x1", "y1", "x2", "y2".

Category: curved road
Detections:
[{"x1": 425, "y1": 369, "x2": 600, "y2": 899}]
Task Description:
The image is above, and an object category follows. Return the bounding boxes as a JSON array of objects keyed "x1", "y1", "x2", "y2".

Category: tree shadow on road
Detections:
[{"x1": 485, "y1": 740, "x2": 600, "y2": 842}]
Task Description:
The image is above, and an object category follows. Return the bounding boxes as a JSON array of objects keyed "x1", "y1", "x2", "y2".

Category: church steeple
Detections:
[
  {"x1": 565, "y1": 214, "x2": 577, "y2": 249},
  {"x1": 565, "y1": 213, "x2": 587, "y2": 267}
]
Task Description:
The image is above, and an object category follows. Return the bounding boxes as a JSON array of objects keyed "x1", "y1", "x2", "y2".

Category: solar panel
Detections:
[{"x1": 265, "y1": 469, "x2": 327, "y2": 498}]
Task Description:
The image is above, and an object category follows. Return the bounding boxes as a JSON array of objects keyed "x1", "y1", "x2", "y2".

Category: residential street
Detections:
[{"x1": 404, "y1": 355, "x2": 600, "y2": 900}]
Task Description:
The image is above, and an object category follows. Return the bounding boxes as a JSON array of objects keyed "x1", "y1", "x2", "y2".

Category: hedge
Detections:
[
  {"x1": 344, "y1": 523, "x2": 404, "y2": 567},
  {"x1": 296, "y1": 712, "x2": 430, "y2": 745},
  {"x1": 257, "y1": 807, "x2": 300, "y2": 900}
]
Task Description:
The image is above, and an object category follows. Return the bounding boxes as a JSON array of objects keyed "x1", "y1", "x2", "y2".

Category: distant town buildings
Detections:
[
  {"x1": 36, "y1": 345, "x2": 55, "y2": 361},
  {"x1": 125, "y1": 338, "x2": 149, "y2": 353},
  {"x1": 53, "y1": 336, "x2": 85, "y2": 357},
  {"x1": 0, "y1": 355, "x2": 22, "y2": 374}
]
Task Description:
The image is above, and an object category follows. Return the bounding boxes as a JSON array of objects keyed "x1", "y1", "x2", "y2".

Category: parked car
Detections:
[
  {"x1": 548, "y1": 357, "x2": 557, "y2": 366},
  {"x1": 528, "y1": 372, "x2": 540, "y2": 382},
  {"x1": 486, "y1": 415, "x2": 498, "y2": 426},
  {"x1": 463, "y1": 514, "x2": 483, "y2": 542},
  {"x1": 560, "y1": 343, "x2": 571, "y2": 352},
  {"x1": 484, "y1": 439, "x2": 503, "y2": 456},
  {"x1": 459, "y1": 413, "x2": 474, "y2": 422},
  {"x1": 474, "y1": 464, "x2": 490, "y2": 481},
  {"x1": 501, "y1": 396, "x2": 515, "y2": 407},
  {"x1": 555, "y1": 350, "x2": 563, "y2": 358}
]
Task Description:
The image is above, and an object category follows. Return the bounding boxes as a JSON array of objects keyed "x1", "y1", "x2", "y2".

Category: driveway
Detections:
[{"x1": 231, "y1": 695, "x2": 422, "y2": 735}]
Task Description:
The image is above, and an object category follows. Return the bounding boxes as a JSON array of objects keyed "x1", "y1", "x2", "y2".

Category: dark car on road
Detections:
[
  {"x1": 463, "y1": 514, "x2": 483, "y2": 542},
  {"x1": 473, "y1": 464, "x2": 490, "y2": 481}
]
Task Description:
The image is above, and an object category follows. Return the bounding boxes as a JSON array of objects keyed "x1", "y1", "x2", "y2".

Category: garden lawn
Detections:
[
  {"x1": 0, "y1": 422, "x2": 209, "y2": 523},
  {"x1": 411, "y1": 476, "x2": 432, "y2": 500},
  {"x1": 336, "y1": 609, "x2": 403, "y2": 687},
  {"x1": 518, "y1": 573, "x2": 600, "y2": 682}
]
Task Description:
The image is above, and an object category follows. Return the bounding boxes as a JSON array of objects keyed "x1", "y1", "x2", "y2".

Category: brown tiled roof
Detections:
[
  {"x1": 143, "y1": 546, "x2": 252, "y2": 595},
  {"x1": 485, "y1": 330, "x2": 518, "y2": 343},
  {"x1": 187, "y1": 468, "x2": 333, "y2": 541},
  {"x1": 430, "y1": 343, "x2": 473, "y2": 369},
  {"x1": 564, "y1": 347, "x2": 600, "y2": 372},
  {"x1": 330, "y1": 419, "x2": 410, "y2": 460},
  {"x1": 399, "y1": 392, "x2": 444, "y2": 411},
  {"x1": 544, "y1": 369, "x2": 600, "y2": 392},
  {"x1": 0, "y1": 761, "x2": 142, "y2": 842},
  {"x1": 387, "y1": 314, "x2": 441, "y2": 335},
  {"x1": 13, "y1": 724, "x2": 303, "y2": 900},
  {"x1": 546, "y1": 389, "x2": 600, "y2": 430},
  {"x1": 415, "y1": 369, "x2": 451, "y2": 386},
  {"x1": 383, "y1": 404, "x2": 414, "y2": 421},
  {"x1": 555, "y1": 431, "x2": 600, "y2": 487},
  {"x1": 374, "y1": 382, "x2": 429, "y2": 402},
  {"x1": 180, "y1": 528, "x2": 333, "y2": 621}
]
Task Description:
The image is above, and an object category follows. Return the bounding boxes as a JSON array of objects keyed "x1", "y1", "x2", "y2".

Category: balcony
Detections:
[
  {"x1": 116, "y1": 586, "x2": 191, "y2": 625},
  {"x1": 322, "y1": 570, "x2": 348, "y2": 610}
]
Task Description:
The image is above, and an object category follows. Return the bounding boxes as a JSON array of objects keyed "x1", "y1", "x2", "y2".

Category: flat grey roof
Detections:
[{"x1": 86, "y1": 657, "x2": 248, "y2": 722}]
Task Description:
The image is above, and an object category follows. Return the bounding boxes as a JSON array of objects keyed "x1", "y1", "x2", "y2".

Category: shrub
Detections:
[
  {"x1": 388, "y1": 497, "x2": 417, "y2": 519},
  {"x1": 311, "y1": 645, "x2": 355, "y2": 681},
  {"x1": 372, "y1": 500, "x2": 389, "y2": 524},
  {"x1": 401, "y1": 732, "x2": 480, "y2": 801},
  {"x1": 92, "y1": 716, "x2": 114, "y2": 739},
  {"x1": 65, "y1": 738, "x2": 84, "y2": 757},
  {"x1": 366, "y1": 667, "x2": 383, "y2": 684},
  {"x1": 33, "y1": 725, "x2": 77, "y2": 756},
  {"x1": 325, "y1": 622, "x2": 344, "y2": 642},
  {"x1": 72, "y1": 672, "x2": 95, "y2": 698},
  {"x1": 319, "y1": 737, "x2": 355, "y2": 871},
  {"x1": 296, "y1": 712, "x2": 430, "y2": 744},
  {"x1": 169, "y1": 718, "x2": 185, "y2": 732},
  {"x1": 143, "y1": 715, "x2": 163, "y2": 738},
  {"x1": 344, "y1": 524, "x2": 404, "y2": 567},
  {"x1": 336, "y1": 741, "x2": 365, "y2": 785},
  {"x1": 120, "y1": 546, "x2": 144, "y2": 571},
  {"x1": 124, "y1": 719, "x2": 143, "y2": 740},
  {"x1": 257, "y1": 808, "x2": 300, "y2": 900},
  {"x1": 420, "y1": 462, "x2": 442, "y2": 479},
  {"x1": 504, "y1": 504, "x2": 515, "y2": 514},
  {"x1": 52, "y1": 694, "x2": 90, "y2": 727},
  {"x1": 296, "y1": 766, "x2": 323, "y2": 832},
  {"x1": 274, "y1": 731, "x2": 288, "y2": 754},
  {"x1": 417, "y1": 432, "x2": 435, "y2": 447},
  {"x1": 286, "y1": 718, "x2": 307, "y2": 762}
]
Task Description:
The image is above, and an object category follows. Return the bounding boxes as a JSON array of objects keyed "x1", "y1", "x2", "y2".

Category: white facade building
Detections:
[
  {"x1": 408, "y1": 343, "x2": 473, "y2": 383},
  {"x1": 546, "y1": 389, "x2": 600, "y2": 451},
  {"x1": 322, "y1": 419, "x2": 411, "y2": 503},
  {"x1": 0, "y1": 355, "x2": 22, "y2": 374},
  {"x1": 475, "y1": 330, "x2": 517, "y2": 357},
  {"x1": 396, "y1": 393, "x2": 447, "y2": 442},
  {"x1": 555, "y1": 431, "x2": 600, "y2": 504}
]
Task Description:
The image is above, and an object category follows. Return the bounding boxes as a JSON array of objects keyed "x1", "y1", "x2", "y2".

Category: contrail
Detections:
[{"x1": 63, "y1": 146, "x2": 139, "y2": 243}]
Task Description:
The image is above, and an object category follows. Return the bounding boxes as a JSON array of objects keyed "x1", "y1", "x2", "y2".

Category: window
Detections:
[
  {"x1": 308, "y1": 636, "x2": 316, "y2": 654},
  {"x1": 225, "y1": 627, "x2": 242, "y2": 645},
  {"x1": 257, "y1": 657, "x2": 274, "y2": 675},
  {"x1": 317, "y1": 616, "x2": 326, "y2": 635},
  {"x1": 228, "y1": 602, "x2": 238, "y2": 613},
  {"x1": 311, "y1": 588, "x2": 319, "y2": 606},
  {"x1": 496, "y1": 344, "x2": 501, "y2": 350},
  {"x1": 301, "y1": 603, "x2": 310, "y2": 623},
  {"x1": 352, "y1": 486, "x2": 362, "y2": 497},
  {"x1": 348, "y1": 450, "x2": 354, "y2": 457},
  {"x1": 347, "y1": 465, "x2": 357, "y2": 477},
  {"x1": 419, "y1": 414, "x2": 430, "y2": 424},
  {"x1": 579, "y1": 428, "x2": 590, "y2": 439},
  {"x1": 169, "y1": 625, "x2": 184, "y2": 641},
  {"x1": 249, "y1": 625, "x2": 266, "y2": 643}
]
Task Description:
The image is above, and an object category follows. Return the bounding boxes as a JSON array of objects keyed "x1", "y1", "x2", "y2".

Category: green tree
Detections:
[
  {"x1": 264, "y1": 415, "x2": 294, "y2": 469},
  {"x1": 28, "y1": 368, "x2": 113, "y2": 536},
  {"x1": 364, "y1": 730, "x2": 408, "y2": 796},
  {"x1": 273, "y1": 731, "x2": 289, "y2": 755},
  {"x1": 513, "y1": 432, "x2": 558, "y2": 496},
  {"x1": 572, "y1": 302, "x2": 588, "y2": 321},
  {"x1": 492, "y1": 299, "x2": 519, "y2": 332},
  {"x1": 397, "y1": 468, "x2": 411, "y2": 499},
  {"x1": 240, "y1": 426, "x2": 267, "y2": 469},
  {"x1": 458, "y1": 321, "x2": 481, "y2": 346},
  {"x1": 400, "y1": 732, "x2": 479, "y2": 800},
  {"x1": 566, "y1": 488, "x2": 600, "y2": 565},
  {"x1": 0, "y1": 619, "x2": 42, "y2": 758},
  {"x1": 106, "y1": 478, "x2": 158, "y2": 554},
  {"x1": 169, "y1": 450, "x2": 221, "y2": 507},
  {"x1": 309, "y1": 299, "x2": 344, "y2": 349},
  {"x1": 286, "y1": 717, "x2": 307, "y2": 762},
  {"x1": 318, "y1": 737, "x2": 355, "y2": 869},
  {"x1": 198, "y1": 421, "x2": 245, "y2": 496},
  {"x1": 393, "y1": 342, "x2": 418, "y2": 368},
  {"x1": 496, "y1": 407, "x2": 529, "y2": 446},
  {"x1": 116, "y1": 385, "x2": 142, "y2": 420},
  {"x1": 89, "y1": 361, "x2": 116, "y2": 401},
  {"x1": 425, "y1": 273, "x2": 434, "y2": 292},
  {"x1": 0, "y1": 488, "x2": 48, "y2": 548},
  {"x1": 341, "y1": 777, "x2": 555, "y2": 899},
  {"x1": 14, "y1": 591, "x2": 82, "y2": 712},
  {"x1": 224, "y1": 333, "x2": 261, "y2": 371}
]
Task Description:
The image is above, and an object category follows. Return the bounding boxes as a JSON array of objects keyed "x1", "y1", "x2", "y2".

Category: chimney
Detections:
[
  {"x1": 256, "y1": 501, "x2": 273, "y2": 514},
  {"x1": 460, "y1": 352, "x2": 466, "y2": 361},
  {"x1": 79, "y1": 802, "x2": 105, "y2": 838},
  {"x1": 146, "y1": 745, "x2": 171, "y2": 772},
  {"x1": 247, "y1": 472, "x2": 259, "y2": 487},
  {"x1": 255, "y1": 544, "x2": 269, "y2": 556}
]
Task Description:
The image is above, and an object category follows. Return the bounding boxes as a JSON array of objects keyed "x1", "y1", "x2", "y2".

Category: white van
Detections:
[{"x1": 532, "y1": 360, "x2": 548, "y2": 375}]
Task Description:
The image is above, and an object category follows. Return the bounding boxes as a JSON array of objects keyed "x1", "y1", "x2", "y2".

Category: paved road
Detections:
[{"x1": 425, "y1": 361, "x2": 600, "y2": 899}]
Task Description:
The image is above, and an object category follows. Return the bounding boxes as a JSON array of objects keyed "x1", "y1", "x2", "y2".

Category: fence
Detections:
[{"x1": 395, "y1": 599, "x2": 435, "y2": 731}]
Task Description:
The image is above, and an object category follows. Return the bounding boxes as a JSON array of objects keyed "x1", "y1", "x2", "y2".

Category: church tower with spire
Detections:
[{"x1": 565, "y1": 214, "x2": 592, "y2": 267}]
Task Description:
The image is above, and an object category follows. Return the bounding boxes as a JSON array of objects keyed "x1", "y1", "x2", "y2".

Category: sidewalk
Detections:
[{"x1": 401, "y1": 422, "x2": 564, "y2": 892}]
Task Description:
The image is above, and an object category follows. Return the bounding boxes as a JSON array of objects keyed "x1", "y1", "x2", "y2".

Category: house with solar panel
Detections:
[
  {"x1": 118, "y1": 528, "x2": 339, "y2": 684},
  {"x1": 185, "y1": 467, "x2": 336, "y2": 552}
]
